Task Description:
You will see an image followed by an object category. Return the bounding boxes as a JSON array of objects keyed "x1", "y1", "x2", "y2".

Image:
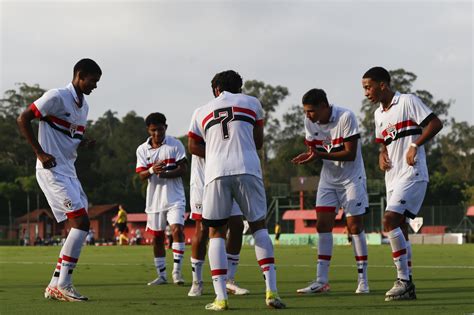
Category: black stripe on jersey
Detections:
[
  {"x1": 41, "y1": 117, "x2": 84, "y2": 140},
  {"x1": 419, "y1": 113, "x2": 436, "y2": 128},
  {"x1": 315, "y1": 145, "x2": 344, "y2": 153},
  {"x1": 384, "y1": 129, "x2": 422, "y2": 146},
  {"x1": 344, "y1": 134, "x2": 361, "y2": 142},
  {"x1": 204, "y1": 115, "x2": 256, "y2": 133}
]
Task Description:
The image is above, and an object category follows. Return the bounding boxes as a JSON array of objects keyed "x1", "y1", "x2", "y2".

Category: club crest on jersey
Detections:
[
  {"x1": 69, "y1": 123, "x2": 78, "y2": 137},
  {"x1": 322, "y1": 137, "x2": 333, "y2": 153},
  {"x1": 385, "y1": 123, "x2": 397, "y2": 140},
  {"x1": 63, "y1": 199, "x2": 73, "y2": 210}
]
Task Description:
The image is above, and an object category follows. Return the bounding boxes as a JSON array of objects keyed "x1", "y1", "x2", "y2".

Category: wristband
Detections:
[
  {"x1": 148, "y1": 167, "x2": 155, "y2": 174},
  {"x1": 410, "y1": 143, "x2": 418, "y2": 148}
]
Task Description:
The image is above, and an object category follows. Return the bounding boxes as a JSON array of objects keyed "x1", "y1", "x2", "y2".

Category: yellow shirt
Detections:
[{"x1": 117, "y1": 209, "x2": 127, "y2": 224}]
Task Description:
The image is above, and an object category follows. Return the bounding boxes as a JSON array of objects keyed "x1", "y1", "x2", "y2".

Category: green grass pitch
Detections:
[{"x1": 1, "y1": 244, "x2": 473, "y2": 314}]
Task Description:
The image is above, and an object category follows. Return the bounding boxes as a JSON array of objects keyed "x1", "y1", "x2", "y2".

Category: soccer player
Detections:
[
  {"x1": 135, "y1": 113, "x2": 188, "y2": 286},
  {"x1": 188, "y1": 70, "x2": 285, "y2": 311},
  {"x1": 17, "y1": 58, "x2": 102, "y2": 302},
  {"x1": 187, "y1": 145, "x2": 249, "y2": 297},
  {"x1": 291, "y1": 88, "x2": 370, "y2": 295},
  {"x1": 362, "y1": 67, "x2": 443, "y2": 301}
]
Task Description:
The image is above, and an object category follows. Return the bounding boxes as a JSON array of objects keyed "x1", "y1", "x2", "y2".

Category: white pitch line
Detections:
[{"x1": 0, "y1": 261, "x2": 473, "y2": 269}]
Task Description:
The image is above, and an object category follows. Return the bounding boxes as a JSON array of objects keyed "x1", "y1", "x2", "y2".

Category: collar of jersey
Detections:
[
  {"x1": 379, "y1": 91, "x2": 401, "y2": 112},
  {"x1": 147, "y1": 136, "x2": 167, "y2": 149},
  {"x1": 67, "y1": 83, "x2": 82, "y2": 107}
]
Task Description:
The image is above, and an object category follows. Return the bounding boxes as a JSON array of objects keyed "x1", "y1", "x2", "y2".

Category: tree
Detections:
[
  {"x1": 0, "y1": 182, "x2": 20, "y2": 238},
  {"x1": 0, "y1": 83, "x2": 46, "y2": 118},
  {"x1": 15, "y1": 175, "x2": 40, "y2": 238}
]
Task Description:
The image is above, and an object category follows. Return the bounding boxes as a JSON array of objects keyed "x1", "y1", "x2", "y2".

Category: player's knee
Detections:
[
  {"x1": 228, "y1": 217, "x2": 244, "y2": 233},
  {"x1": 316, "y1": 221, "x2": 333, "y2": 233}
]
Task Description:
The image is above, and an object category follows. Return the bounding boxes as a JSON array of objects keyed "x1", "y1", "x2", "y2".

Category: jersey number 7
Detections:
[{"x1": 214, "y1": 107, "x2": 234, "y2": 140}]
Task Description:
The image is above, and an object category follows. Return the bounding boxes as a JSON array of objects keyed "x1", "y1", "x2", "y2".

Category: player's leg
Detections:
[
  {"x1": 202, "y1": 177, "x2": 232, "y2": 311},
  {"x1": 297, "y1": 188, "x2": 337, "y2": 294},
  {"x1": 37, "y1": 170, "x2": 89, "y2": 302},
  {"x1": 235, "y1": 175, "x2": 285, "y2": 309},
  {"x1": 226, "y1": 213, "x2": 249, "y2": 295},
  {"x1": 401, "y1": 221, "x2": 413, "y2": 281},
  {"x1": 342, "y1": 183, "x2": 369, "y2": 293},
  {"x1": 147, "y1": 213, "x2": 168, "y2": 285},
  {"x1": 188, "y1": 219, "x2": 208, "y2": 296},
  {"x1": 169, "y1": 207, "x2": 186, "y2": 285}
]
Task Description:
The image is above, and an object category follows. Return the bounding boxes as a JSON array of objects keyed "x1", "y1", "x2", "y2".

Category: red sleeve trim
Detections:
[
  {"x1": 255, "y1": 119, "x2": 264, "y2": 126},
  {"x1": 375, "y1": 138, "x2": 384, "y2": 143},
  {"x1": 188, "y1": 131, "x2": 204, "y2": 142},
  {"x1": 30, "y1": 103, "x2": 42, "y2": 118}
]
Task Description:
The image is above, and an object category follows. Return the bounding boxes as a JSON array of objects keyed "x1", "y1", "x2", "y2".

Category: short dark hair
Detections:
[
  {"x1": 363, "y1": 67, "x2": 391, "y2": 85},
  {"x1": 145, "y1": 112, "x2": 167, "y2": 126},
  {"x1": 73, "y1": 58, "x2": 102, "y2": 76},
  {"x1": 211, "y1": 70, "x2": 243, "y2": 94},
  {"x1": 302, "y1": 89, "x2": 329, "y2": 107}
]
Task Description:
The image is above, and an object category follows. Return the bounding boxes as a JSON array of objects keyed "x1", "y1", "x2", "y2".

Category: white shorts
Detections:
[
  {"x1": 36, "y1": 169, "x2": 88, "y2": 223},
  {"x1": 203, "y1": 174, "x2": 266, "y2": 225},
  {"x1": 316, "y1": 182, "x2": 368, "y2": 217},
  {"x1": 190, "y1": 186, "x2": 243, "y2": 220},
  {"x1": 146, "y1": 206, "x2": 185, "y2": 235},
  {"x1": 386, "y1": 181, "x2": 427, "y2": 219}
]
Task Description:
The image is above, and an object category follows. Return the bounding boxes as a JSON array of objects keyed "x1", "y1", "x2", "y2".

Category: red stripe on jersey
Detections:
[
  {"x1": 392, "y1": 248, "x2": 407, "y2": 258},
  {"x1": 381, "y1": 120, "x2": 418, "y2": 137},
  {"x1": 191, "y1": 213, "x2": 202, "y2": 220},
  {"x1": 49, "y1": 115, "x2": 85, "y2": 132},
  {"x1": 332, "y1": 137, "x2": 344, "y2": 145},
  {"x1": 188, "y1": 131, "x2": 204, "y2": 142},
  {"x1": 305, "y1": 139, "x2": 323, "y2": 146},
  {"x1": 30, "y1": 103, "x2": 42, "y2": 118},
  {"x1": 256, "y1": 119, "x2": 264, "y2": 126},
  {"x1": 202, "y1": 112, "x2": 213, "y2": 128},
  {"x1": 146, "y1": 228, "x2": 165, "y2": 237},
  {"x1": 318, "y1": 255, "x2": 332, "y2": 261},
  {"x1": 173, "y1": 249, "x2": 184, "y2": 254},
  {"x1": 233, "y1": 106, "x2": 257, "y2": 118},
  {"x1": 162, "y1": 158, "x2": 176, "y2": 165},
  {"x1": 375, "y1": 138, "x2": 385, "y2": 143},
  {"x1": 211, "y1": 269, "x2": 227, "y2": 276},
  {"x1": 315, "y1": 206, "x2": 336, "y2": 213},
  {"x1": 258, "y1": 257, "x2": 275, "y2": 266},
  {"x1": 136, "y1": 163, "x2": 153, "y2": 173},
  {"x1": 355, "y1": 255, "x2": 368, "y2": 261},
  {"x1": 62, "y1": 255, "x2": 79, "y2": 263},
  {"x1": 66, "y1": 208, "x2": 87, "y2": 219}
]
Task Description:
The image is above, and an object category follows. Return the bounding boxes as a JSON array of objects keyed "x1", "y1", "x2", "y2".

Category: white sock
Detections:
[
  {"x1": 48, "y1": 254, "x2": 62, "y2": 288},
  {"x1": 226, "y1": 253, "x2": 240, "y2": 281},
  {"x1": 58, "y1": 228, "x2": 87, "y2": 288},
  {"x1": 154, "y1": 257, "x2": 167, "y2": 279},
  {"x1": 191, "y1": 257, "x2": 204, "y2": 283},
  {"x1": 316, "y1": 232, "x2": 333, "y2": 284},
  {"x1": 209, "y1": 238, "x2": 228, "y2": 301},
  {"x1": 351, "y1": 231, "x2": 368, "y2": 282},
  {"x1": 387, "y1": 227, "x2": 409, "y2": 281},
  {"x1": 254, "y1": 229, "x2": 277, "y2": 292},
  {"x1": 406, "y1": 240, "x2": 412, "y2": 278},
  {"x1": 172, "y1": 242, "x2": 185, "y2": 275}
]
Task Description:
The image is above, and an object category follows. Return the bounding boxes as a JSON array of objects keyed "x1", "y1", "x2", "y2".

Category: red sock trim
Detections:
[
  {"x1": 62, "y1": 255, "x2": 78, "y2": 263},
  {"x1": 211, "y1": 269, "x2": 227, "y2": 276},
  {"x1": 318, "y1": 255, "x2": 332, "y2": 261},
  {"x1": 355, "y1": 255, "x2": 368, "y2": 261},
  {"x1": 392, "y1": 248, "x2": 407, "y2": 258},
  {"x1": 173, "y1": 249, "x2": 184, "y2": 254},
  {"x1": 258, "y1": 257, "x2": 275, "y2": 266}
]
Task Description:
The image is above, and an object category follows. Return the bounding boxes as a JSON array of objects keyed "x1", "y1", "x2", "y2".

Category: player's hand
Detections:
[
  {"x1": 406, "y1": 146, "x2": 417, "y2": 166},
  {"x1": 379, "y1": 150, "x2": 391, "y2": 171},
  {"x1": 152, "y1": 161, "x2": 166, "y2": 174},
  {"x1": 291, "y1": 149, "x2": 317, "y2": 164},
  {"x1": 37, "y1": 151, "x2": 57, "y2": 169}
]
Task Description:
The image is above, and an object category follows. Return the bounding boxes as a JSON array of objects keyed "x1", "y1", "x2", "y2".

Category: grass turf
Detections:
[{"x1": 1, "y1": 244, "x2": 473, "y2": 314}]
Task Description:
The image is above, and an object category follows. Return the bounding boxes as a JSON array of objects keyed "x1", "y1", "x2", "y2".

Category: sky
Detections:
[{"x1": 1, "y1": 0, "x2": 472, "y2": 137}]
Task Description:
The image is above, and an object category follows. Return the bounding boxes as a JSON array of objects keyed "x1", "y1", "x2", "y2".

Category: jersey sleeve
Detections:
[
  {"x1": 255, "y1": 99, "x2": 264, "y2": 126},
  {"x1": 374, "y1": 111, "x2": 384, "y2": 144},
  {"x1": 187, "y1": 108, "x2": 204, "y2": 142},
  {"x1": 342, "y1": 111, "x2": 360, "y2": 140},
  {"x1": 30, "y1": 89, "x2": 59, "y2": 118},
  {"x1": 304, "y1": 118, "x2": 316, "y2": 146},
  {"x1": 407, "y1": 95, "x2": 433, "y2": 125},
  {"x1": 135, "y1": 145, "x2": 149, "y2": 173},
  {"x1": 175, "y1": 139, "x2": 187, "y2": 163}
]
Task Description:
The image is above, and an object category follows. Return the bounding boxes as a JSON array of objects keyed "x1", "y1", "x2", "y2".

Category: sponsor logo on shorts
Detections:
[
  {"x1": 356, "y1": 202, "x2": 362, "y2": 207},
  {"x1": 64, "y1": 199, "x2": 73, "y2": 210},
  {"x1": 399, "y1": 199, "x2": 406, "y2": 204}
]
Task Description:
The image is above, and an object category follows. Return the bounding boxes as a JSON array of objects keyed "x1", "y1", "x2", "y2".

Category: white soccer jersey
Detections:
[
  {"x1": 304, "y1": 105, "x2": 366, "y2": 188},
  {"x1": 374, "y1": 92, "x2": 433, "y2": 191},
  {"x1": 135, "y1": 135, "x2": 186, "y2": 213},
  {"x1": 188, "y1": 92, "x2": 264, "y2": 185},
  {"x1": 30, "y1": 83, "x2": 88, "y2": 178}
]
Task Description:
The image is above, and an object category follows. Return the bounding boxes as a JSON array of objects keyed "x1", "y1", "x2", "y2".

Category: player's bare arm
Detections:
[
  {"x1": 156, "y1": 159, "x2": 187, "y2": 179},
  {"x1": 406, "y1": 114, "x2": 443, "y2": 166},
  {"x1": 17, "y1": 107, "x2": 57, "y2": 169},
  {"x1": 316, "y1": 135, "x2": 358, "y2": 162},
  {"x1": 291, "y1": 146, "x2": 317, "y2": 164},
  {"x1": 253, "y1": 124, "x2": 264, "y2": 150},
  {"x1": 188, "y1": 137, "x2": 205, "y2": 158},
  {"x1": 379, "y1": 145, "x2": 391, "y2": 171}
]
